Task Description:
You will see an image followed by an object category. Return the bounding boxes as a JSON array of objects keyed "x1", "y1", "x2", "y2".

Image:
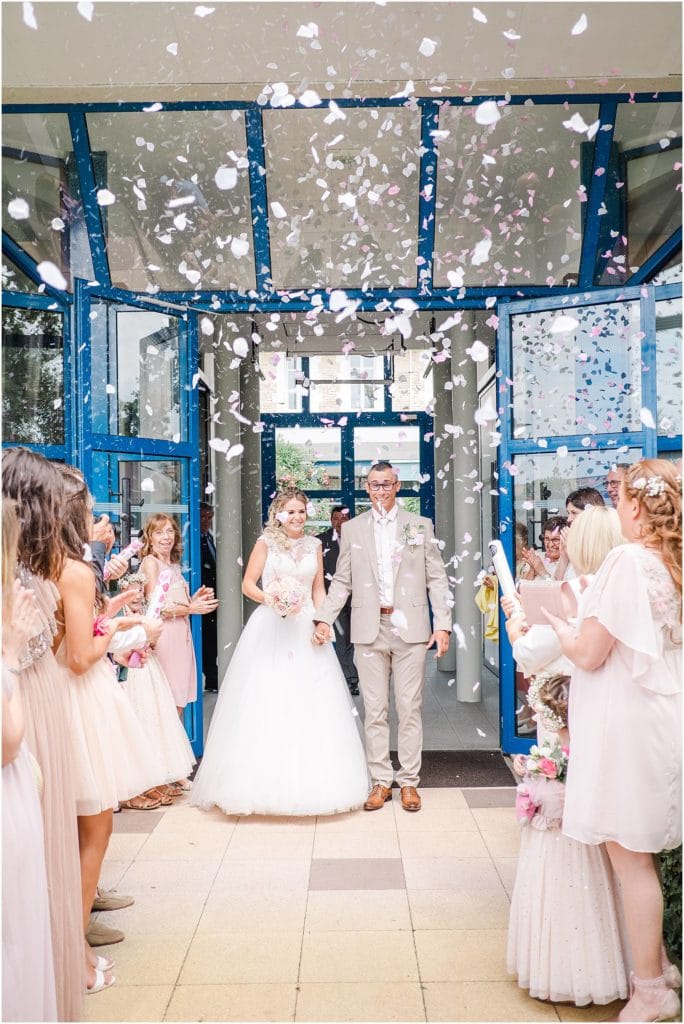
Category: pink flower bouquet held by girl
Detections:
[{"x1": 264, "y1": 576, "x2": 307, "y2": 619}]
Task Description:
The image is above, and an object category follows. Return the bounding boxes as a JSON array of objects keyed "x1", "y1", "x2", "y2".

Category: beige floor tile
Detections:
[
  {"x1": 165, "y1": 983, "x2": 297, "y2": 1022},
  {"x1": 94, "y1": 896, "x2": 204, "y2": 939},
  {"x1": 295, "y1": 982, "x2": 426, "y2": 1021},
  {"x1": 225, "y1": 829, "x2": 314, "y2": 859},
  {"x1": 105, "y1": 933, "x2": 191, "y2": 985},
  {"x1": 394, "y1": 808, "x2": 479, "y2": 833},
  {"x1": 423, "y1": 981, "x2": 561, "y2": 1021},
  {"x1": 408, "y1": 889, "x2": 511, "y2": 930},
  {"x1": 305, "y1": 890, "x2": 412, "y2": 932},
  {"x1": 98, "y1": 860, "x2": 133, "y2": 890},
  {"x1": 493, "y1": 856, "x2": 519, "y2": 896},
  {"x1": 136, "y1": 829, "x2": 232, "y2": 861},
  {"x1": 402, "y1": 857, "x2": 508, "y2": 893},
  {"x1": 470, "y1": 807, "x2": 518, "y2": 830},
  {"x1": 309, "y1": 857, "x2": 405, "y2": 891},
  {"x1": 415, "y1": 929, "x2": 510, "y2": 982},
  {"x1": 180, "y1": 931, "x2": 302, "y2": 983},
  {"x1": 82, "y1": 983, "x2": 173, "y2": 1022},
  {"x1": 313, "y1": 830, "x2": 401, "y2": 859},
  {"x1": 554, "y1": 1000, "x2": 625, "y2": 1021},
  {"x1": 314, "y1": 808, "x2": 399, "y2": 832},
  {"x1": 104, "y1": 833, "x2": 149, "y2": 860},
  {"x1": 118, "y1": 859, "x2": 219, "y2": 896},
  {"x1": 480, "y1": 828, "x2": 521, "y2": 858},
  {"x1": 234, "y1": 814, "x2": 317, "y2": 830},
  {"x1": 197, "y1": 890, "x2": 308, "y2": 932},
  {"x1": 398, "y1": 830, "x2": 490, "y2": 858},
  {"x1": 211, "y1": 858, "x2": 311, "y2": 891},
  {"x1": 299, "y1": 930, "x2": 419, "y2": 983},
  {"x1": 411, "y1": 787, "x2": 469, "y2": 809}
]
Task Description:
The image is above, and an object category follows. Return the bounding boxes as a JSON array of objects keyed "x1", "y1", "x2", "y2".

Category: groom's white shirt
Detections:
[{"x1": 372, "y1": 504, "x2": 398, "y2": 606}]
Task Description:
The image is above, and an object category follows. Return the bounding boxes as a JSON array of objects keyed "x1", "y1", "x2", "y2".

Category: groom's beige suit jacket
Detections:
[{"x1": 316, "y1": 507, "x2": 452, "y2": 642}]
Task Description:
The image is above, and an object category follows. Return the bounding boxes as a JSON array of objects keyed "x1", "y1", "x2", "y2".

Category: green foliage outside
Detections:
[
  {"x1": 2, "y1": 307, "x2": 64, "y2": 445},
  {"x1": 660, "y1": 846, "x2": 682, "y2": 963},
  {"x1": 275, "y1": 439, "x2": 331, "y2": 491}
]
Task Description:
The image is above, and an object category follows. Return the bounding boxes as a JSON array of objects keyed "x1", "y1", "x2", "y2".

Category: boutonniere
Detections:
[{"x1": 402, "y1": 523, "x2": 425, "y2": 547}]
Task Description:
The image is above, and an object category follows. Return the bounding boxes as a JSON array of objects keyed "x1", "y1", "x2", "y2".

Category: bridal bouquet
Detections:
[
  {"x1": 264, "y1": 576, "x2": 307, "y2": 618},
  {"x1": 515, "y1": 738, "x2": 569, "y2": 829}
]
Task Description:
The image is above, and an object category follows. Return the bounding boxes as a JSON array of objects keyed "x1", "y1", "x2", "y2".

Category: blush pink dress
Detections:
[
  {"x1": 144, "y1": 556, "x2": 198, "y2": 709},
  {"x1": 564, "y1": 544, "x2": 682, "y2": 852}
]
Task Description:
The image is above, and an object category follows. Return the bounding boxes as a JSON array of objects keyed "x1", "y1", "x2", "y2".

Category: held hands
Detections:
[
  {"x1": 428, "y1": 629, "x2": 450, "y2": 658},
  {"x1": 312, "y1": 621, "x2": 331, "y2": 645}
]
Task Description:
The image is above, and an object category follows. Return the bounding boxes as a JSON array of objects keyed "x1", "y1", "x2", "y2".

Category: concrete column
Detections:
[
  {"x1": 238, "y1": 359, "x2": 263, "y2": 621},
  {"x1": 431, "y1": 356, "x2": 457, "y2": 674},
  {"x1": 212, "y1": 328, "x2": 245, "y2": 679},
  {"x1": 450, "y1": 314, "x2": 483, "y2": 703}
]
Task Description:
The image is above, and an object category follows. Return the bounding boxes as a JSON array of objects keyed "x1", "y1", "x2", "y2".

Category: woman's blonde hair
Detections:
[
  {"x1": 566, "y1": 505, "x2": 624, "y2": 575},
  {"x1": 140, "y1": 514, "x2": 183, "y2": 564},
  {"x1": 263, "y1": 488, "x2": 309, "y2": 549},
  {"x1": 2, "y1": 498, "x2": 20, "y2": 616},
  {"x1": 623, "y1": 459, "x2": 682, "y2": 595}
]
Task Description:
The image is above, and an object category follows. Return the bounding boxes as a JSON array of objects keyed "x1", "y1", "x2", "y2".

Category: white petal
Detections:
[
  {"x1": 419, "y1": 37, "x2": 437, "y2": 57},
  {"x1": 214, "y1": 165, "x2": 237, "y2": 190},
  {"x1": 640, "y1": 407, "x2": 656, "y2": 429},
  {"x1": 471, "y1": 238, "x2": 492, "y2": 266},
  {"x1": 299, "y1": 89, "x2": 321, "y2": 107},
  {"x1": 571, "y1": 13, "x2": 588, "y2": 35},
  {"x1": 550, "y1": 314, "x2": 579, "y2": 334},
  {"x1": 209, "y1": 437, "x2": 230, "y2": 453},
  {"x1": 166, "y1": 42, "x2": 178, "y2": 56},
  {"x1": 37, "y1": 261, "x2": 67, "y2": 290},
  {"x1": 233, "y1": 337, "x2": 249, "y2": 358},
  {"x1": 503, "y1": 28, "x2": 521, "y2": 40},
  {"x1": 140, "y1": 477, "x2": 155, "y2": 492},
  {"x1": 225, "y1": 443, "x2": 244, "y2": 462},
  {"x1": 230, "y1": 236, "x2": 249, "y2": 259},
  {"x1": 96, "y1": 188, "x2": 116, "y2": 206},
  {"x1": 200, "y1": 317, "x2": 214, "y2": 336},
  {"x1": 7, "y1": 197, "x2": 30, "y2": 220},
  {"x1": 390, "y1": 609, "x2": 408, "y2": 630},
  {"x1": 270, "y1": 201, "x2": 287, "y2": 218},
  {"x1": 563, "y1": 112, "x2": 588, "y2": 135},
  {"x1": 77, "y1": 1, "x2": 94, "y2": 20},
  {"x1": 22, "y1": 2, "x2": 37, "y2": 29},
  {"x1": 194, "y1": 5, "x2": 215, "y2": 16},
  {"x1": 446, "y1": 268, "x2": 465, "y2": 288},
  {"x1": 472, "y1": 6, "x2": 487, "y2": 23},
  {"x1": 475, "y1": 101, "x2": 501, "y2": 126},
  {"x1": 468, "y1": 340, "x2": 490, "y2": 362}
]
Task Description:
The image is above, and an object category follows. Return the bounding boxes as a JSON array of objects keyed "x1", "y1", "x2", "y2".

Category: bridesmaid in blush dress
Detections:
[
  {"x1": 2, "y1": 497, "x2": 57, "y2": 1023},
  {"x1": 139, "y1": 514, "x2": 217, "y2": 793},
  {"x1": 2, "y1": 448, "x2": 85, "y2": 1020}
]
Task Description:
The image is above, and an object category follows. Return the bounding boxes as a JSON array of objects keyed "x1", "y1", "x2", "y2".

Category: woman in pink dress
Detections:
[
  {"x1": 140, "y1": 513, "x2": 217, "y2": 717},
  {"x1": 2, "y1": 497, "x2": 58, "y2": 1023},
  {"x1": 545, "y1": 460, "x2": 682, "y2": 1023}
]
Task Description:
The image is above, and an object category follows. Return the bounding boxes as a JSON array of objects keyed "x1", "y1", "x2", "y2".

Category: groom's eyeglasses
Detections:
[{"x1": 368, "y1": 482, "x2": 397, "y2": 492}]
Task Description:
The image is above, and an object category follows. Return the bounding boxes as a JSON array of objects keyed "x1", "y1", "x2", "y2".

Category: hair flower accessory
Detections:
[
  {"x1": 632, "y1": 475, "x2": 667, "y2": 497},
  {"x1": 402, "y1": 523, "x2": 425, "y2": 547}
]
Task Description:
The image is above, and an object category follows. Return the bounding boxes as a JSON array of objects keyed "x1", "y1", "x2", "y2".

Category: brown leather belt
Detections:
[{"x1": 380, "y1": 607, "x2": 394, "y2": 615}]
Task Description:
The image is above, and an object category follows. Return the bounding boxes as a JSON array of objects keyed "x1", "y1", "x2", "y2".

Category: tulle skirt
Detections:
[
  {"x1": 122, "y1": 654, "x2": 196, "y2": 785},
  {"x1": 507, "y1": 824, "x2": 630, "y2": 1005},
  {"x1": 3, "y1": 742, "x2": 58, "y2": 1022},
  {"x1": 191, "y1": 604, "x2": 370, "y2": 816},
  {"x1": 61, "y1": 652, "x2": 165, "y2": 815}
]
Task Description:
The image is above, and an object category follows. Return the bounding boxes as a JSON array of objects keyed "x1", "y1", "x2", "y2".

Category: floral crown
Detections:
[{"x1": 631, "y1": 474, "x2": 681, "y2": 498}]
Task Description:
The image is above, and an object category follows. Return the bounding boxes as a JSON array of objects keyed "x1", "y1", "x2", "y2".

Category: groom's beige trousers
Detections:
[{"x1": 354, "y1": 616, "x2": 428, "y2": 789}]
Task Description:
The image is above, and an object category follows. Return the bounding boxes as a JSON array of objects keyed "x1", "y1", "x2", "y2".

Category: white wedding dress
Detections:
[{"x1": 190, "y1": 533, "x2": 370, "y2": 816}]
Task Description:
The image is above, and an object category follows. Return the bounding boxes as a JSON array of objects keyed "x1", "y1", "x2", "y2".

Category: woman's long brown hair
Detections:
[{"x1": 1, "y1": 447, "x2": 66, "y2": 581}]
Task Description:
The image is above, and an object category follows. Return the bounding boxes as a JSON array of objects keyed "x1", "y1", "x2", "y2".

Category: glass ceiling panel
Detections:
[
  {"x1": 86, "y1": 110, "x2": 255, "y2": 293},
  {"x1": 263, "y1": 106, "x2": 421, "y2": 290},
  {"x1": 2, "y1": 113, "x2": 94, "y2": 288},
  {"x1": 597, "y1": 102, "x2": 682, "y2": 284},
  {"x1": 434, "y1": 102, "x2": 599, "y2": 287},
  {"x1": 2, "y1": 256, "x2": 41, "y2": 293}
]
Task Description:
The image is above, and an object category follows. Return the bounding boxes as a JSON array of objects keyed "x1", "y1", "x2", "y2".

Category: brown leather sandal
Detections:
[
  {"x1": 120, "y1": 794, "x2": 161, "y2": 810},
  {"x1": 144, "y1": 788, "x2": 173, "y2": 806}
]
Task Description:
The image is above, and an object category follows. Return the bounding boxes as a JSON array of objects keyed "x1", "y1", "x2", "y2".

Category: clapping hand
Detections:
[{"x1": 189, "y1": 586, "x2": 219, "y2": 615}]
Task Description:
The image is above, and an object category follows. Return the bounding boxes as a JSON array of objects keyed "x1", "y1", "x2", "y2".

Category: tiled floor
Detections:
[{"x1": 83, "y1": 789, "x2": 624, "y2": 1023}]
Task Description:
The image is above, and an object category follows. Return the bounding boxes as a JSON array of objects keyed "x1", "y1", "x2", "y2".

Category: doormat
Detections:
[{"x1": 390, "y1": 750, "x2": 516, "y2": 788}]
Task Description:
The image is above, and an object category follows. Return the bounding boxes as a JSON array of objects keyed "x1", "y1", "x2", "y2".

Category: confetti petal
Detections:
[
  {"x1": 640, "y1": 407, "x2": 656, "y2": 429},
  {"x1": 194, "y1": 5, "x2": 215, "y2": 16},
  {"x1": 571, "y1": 13, "x2": 588, "y2": 35},
  {"x1": 475, "y1": 101, "x2": 501, "y2": 126},
  {"x1": 96, "y1": 188, "x2": 116, "y2": 206},
  {"x1": 214, "y1": 165, "x2": 237, "y2": 190},
  {"x1": 22, "y1": 2, "x2": 37, "y2": 29},
  {"x1": 419, "y1": 37, "x2": 437, "y2": 57},
  {"x1": 77, "y1": 1, "x2": 94, "y2": 20},
  {"x1": 36, "y1": 261, "x2": 67, "y2": 291},
  {"x1": 7, "y1": 198, "x2": 30, "y2": 220},
  {"x1": 472, "y1": 6, "x2": 487, "y2": 23}
]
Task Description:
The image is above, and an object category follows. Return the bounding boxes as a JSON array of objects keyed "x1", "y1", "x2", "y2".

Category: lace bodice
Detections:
[
  {"x1": 635, "y1": 545, "x2": 682, "y2": 647},
  {"x1": 259, "y1": 534, "x2": 320, "y2": 605}
]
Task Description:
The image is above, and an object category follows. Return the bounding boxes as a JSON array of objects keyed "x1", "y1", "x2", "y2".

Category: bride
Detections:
[{"x1": 190, "y1": 488, "x2": 370, "y2": 817}]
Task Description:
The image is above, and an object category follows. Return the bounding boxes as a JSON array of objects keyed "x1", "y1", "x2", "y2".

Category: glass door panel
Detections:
[
  {"x1": 275, "y1": 426, "x2": 342, "y2": 491},
  {"x1": 90, "y1": 302, "x2": 184, "y2": 441},
  {"x1": 511, "y1": 300, "x2": 642, "y2": 438},
  {"x1": 352, "y1": 425, "x2": 421, "y2": 491},
  {"x1": 90, "y1": 452, "x2": 188, "y2": 544},
  {"x1": 656, "y1": 295, "x2": 683, "y2": 439},
  {"x1": 2, "y1": 305, "x2": 65, "y2": 446}
]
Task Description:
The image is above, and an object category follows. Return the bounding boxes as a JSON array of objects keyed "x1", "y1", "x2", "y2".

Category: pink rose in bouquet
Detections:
[
  {"x1": 515, "y1": 784, "x2": 538, "y2": 824},
  {"x1": 264, "y1": 576, "x2": 307, "y2": 618},
  {"x1": 538, "y1": 757, "x2": 558, "y2": 779}
]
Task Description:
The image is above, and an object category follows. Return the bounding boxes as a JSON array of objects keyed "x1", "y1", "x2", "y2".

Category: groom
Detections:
[{"x1": 313, "y1": 462, "x2": 452, "y2": 812}]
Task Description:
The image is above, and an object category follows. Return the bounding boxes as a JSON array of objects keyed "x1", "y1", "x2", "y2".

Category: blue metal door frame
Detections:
[
  {"x1": 75, "y1": 282, "x2": 204, "y2": 755},
  {"x1": 496, "y1": 282, "x2": 681, "y2": 754},
  {"x1": 261, "y1": 411, "x2": 435, "y2": 523}
]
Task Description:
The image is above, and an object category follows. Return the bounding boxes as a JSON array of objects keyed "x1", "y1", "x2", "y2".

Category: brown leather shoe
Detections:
[
  {"x1": 400, "y1": 786, "x2": 421, "y2": 812},
  {"x1": 363, "y1": 784, "x2": 392, "y2": 811}
]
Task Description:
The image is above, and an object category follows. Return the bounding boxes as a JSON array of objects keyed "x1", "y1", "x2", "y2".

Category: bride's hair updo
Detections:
[
  {"x1": 264, "y1": 488, "x2": 309, "y2": 549},
  {"x1": 623, "y1": 459, "x2": 682, "y2": 595}
]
